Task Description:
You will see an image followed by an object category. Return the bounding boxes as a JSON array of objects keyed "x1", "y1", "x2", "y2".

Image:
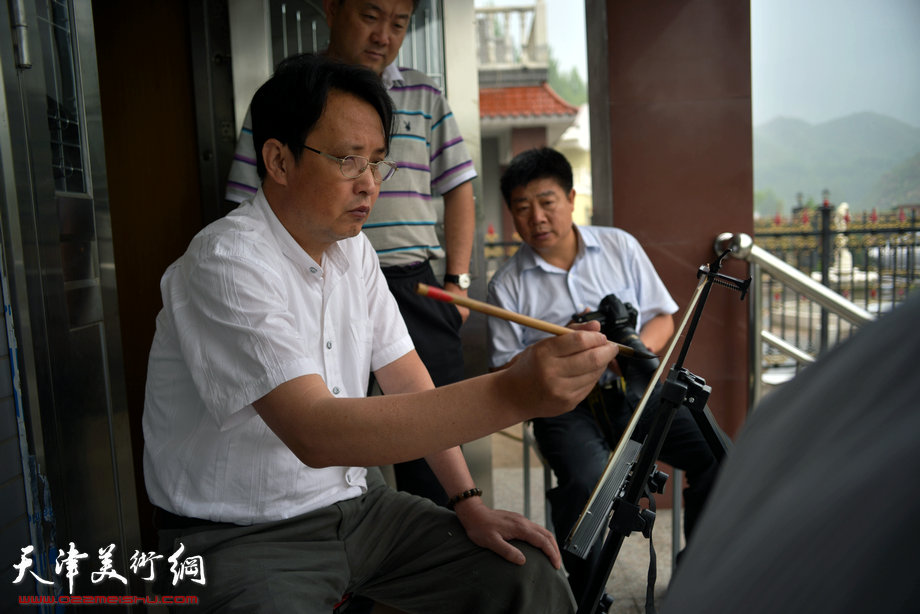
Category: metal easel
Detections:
[{"x1": 566, "y1": 250, "x2": 748, "y2": 614}]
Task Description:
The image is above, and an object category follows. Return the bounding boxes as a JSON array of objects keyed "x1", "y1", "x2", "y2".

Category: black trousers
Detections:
[
  {"x1": 532, "y1": 385, "x2": 719, "y2": 603},
  {"x1": 379, "y1": 261, "x2": 465, "y2": 507}
]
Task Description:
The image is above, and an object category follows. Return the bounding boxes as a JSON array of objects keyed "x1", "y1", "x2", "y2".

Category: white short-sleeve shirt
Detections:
[
  {"x1": 143, "y1": 189, "x2": 414, "y2": 523},
  {"x1": 487, "y1": 225, "x2": 678, "y2": 369}
]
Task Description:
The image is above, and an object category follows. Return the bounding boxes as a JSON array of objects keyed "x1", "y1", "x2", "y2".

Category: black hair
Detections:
[
  {"x1": 499, "y1": 147, "x2": 574, "y2": 208},
  {"x1": 335, "y1": 0, "x2": 420, "y2": 12},
  {"x1": 250, "y1": 53, "x2": 394, "y2": 179}
]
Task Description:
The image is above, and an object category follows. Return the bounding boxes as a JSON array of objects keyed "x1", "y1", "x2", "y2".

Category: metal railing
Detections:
[
  {"x1": 719, "y1": 207, "x2": 918, "y2": 407},
  {"x1": 475, "y1": 2, "x2": 549, "y2": 70},
  {"x1": 756, "y1": 207, "x2": 918, "y2": 316},
  {"x1": 717, "y1": 231, "x2": 877, "y2": 408}
]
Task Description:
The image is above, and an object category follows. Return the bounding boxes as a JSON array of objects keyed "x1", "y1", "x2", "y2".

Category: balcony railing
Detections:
[
  {"x1": 718, "y1": 207, "x2": 918, "y2": 406},
  {"x1": 483, "y1": 207, "x2": 918, "y2": 410},
  {"x1": 475, "y1": 2, "x2": 548, "y2": 70}
]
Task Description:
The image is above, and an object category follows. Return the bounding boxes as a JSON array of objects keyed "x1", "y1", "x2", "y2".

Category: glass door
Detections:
[{"x1": 0, "y1": 0, "x2": 140, "y2": 601}]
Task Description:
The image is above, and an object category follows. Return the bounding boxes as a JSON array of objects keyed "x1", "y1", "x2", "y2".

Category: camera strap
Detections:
[{"x1": 585, "y1": 379, "x2": 629, "y2": 448}]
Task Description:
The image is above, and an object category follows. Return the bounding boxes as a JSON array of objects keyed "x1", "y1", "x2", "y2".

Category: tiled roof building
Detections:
[{"x1": 480, "y1": 82, "x2": 578, "y2": 121}]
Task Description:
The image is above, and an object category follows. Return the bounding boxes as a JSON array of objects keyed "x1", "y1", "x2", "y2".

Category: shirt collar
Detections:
[
  {"x1": 381, "y1": 61, "x2": 403, "y2": 89},
  {"x1": 319, "y1": 51, "x2": 402, "y2": 89},
  {"x1": 519, "y1": 225, "x2": 597, "y2": 273},
  {"x1": 253, "y1": 187, "x2": 349, "y2": 275},
  {"x1": 578, "y1": 225, "x2": 602, "y2": 253}
]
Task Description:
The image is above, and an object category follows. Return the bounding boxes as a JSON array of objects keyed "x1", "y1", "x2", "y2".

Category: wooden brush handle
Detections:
[{"x1": 415, "y1": 283, "x2": 648, "y2": 358}]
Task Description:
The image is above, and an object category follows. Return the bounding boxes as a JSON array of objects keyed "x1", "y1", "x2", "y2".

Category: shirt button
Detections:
[
  {"x1": 326, "y1": 341, "x2": 333, "y2": 349},
  {"x1": 332, "y1": 386, "x2": 340, "y2": 395},
  {"x1": 309, "y1": 266, "x2": 318, "y2": 274}
]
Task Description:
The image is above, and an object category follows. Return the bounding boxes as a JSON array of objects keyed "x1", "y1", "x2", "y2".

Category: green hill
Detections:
[
  {"x1": 754, "y1": 112, "x2": 920, "y2": 216},
  {"x1": 864, "y1": 152, "x2": 920, "y2": 209}
]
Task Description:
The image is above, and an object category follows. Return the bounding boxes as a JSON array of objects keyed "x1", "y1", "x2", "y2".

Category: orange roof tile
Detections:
[{"x1": 479, "y1": 82, "x2": 579, "y2": 119}]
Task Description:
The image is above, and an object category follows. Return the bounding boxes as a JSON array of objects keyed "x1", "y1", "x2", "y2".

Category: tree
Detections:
[
  {"x1": 547, "y1": 52, "x2": 587, "y2": 106},
  {"x1": 754, "y1": 188, "x2": 785, "y2": 217}
]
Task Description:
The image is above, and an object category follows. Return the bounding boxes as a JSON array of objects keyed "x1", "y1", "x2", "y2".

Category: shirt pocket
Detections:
[{"x1": 347, "y1": 320, "x2": 374, "y2": 374}]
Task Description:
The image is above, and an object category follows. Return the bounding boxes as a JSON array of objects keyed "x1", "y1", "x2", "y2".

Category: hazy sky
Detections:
[
  {"x1": 474, "y1": 0, "x2": 920, "y2": 128},
  {"x1": 752, "y1": 0, "x2": 920, "y2": 128}
]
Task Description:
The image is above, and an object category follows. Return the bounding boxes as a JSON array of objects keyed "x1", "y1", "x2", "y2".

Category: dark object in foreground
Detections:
[{"x1": 661, "y1": 291, "x2": 920, "y2": 614}]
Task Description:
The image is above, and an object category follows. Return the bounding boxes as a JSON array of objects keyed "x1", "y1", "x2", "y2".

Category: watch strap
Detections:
[{"x1": 444, "y1": 273, "x2": 471, "y2": 289}]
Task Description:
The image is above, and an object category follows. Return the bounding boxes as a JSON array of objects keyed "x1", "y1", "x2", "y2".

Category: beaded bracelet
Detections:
[{"x1": 447, "y1": 487, "x2": 483, "y2": 510}]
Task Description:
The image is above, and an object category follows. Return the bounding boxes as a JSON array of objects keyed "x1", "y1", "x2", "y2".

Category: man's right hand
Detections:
[{"x1": 502, "y1": 327, "x2": 617, "y2": 420}]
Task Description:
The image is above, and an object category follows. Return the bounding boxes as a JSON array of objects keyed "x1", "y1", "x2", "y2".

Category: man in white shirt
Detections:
[
  {"x1": 226, "y1": 0, "x2": 479, "y2": 508},
  {"x1": 487, "y1": 148, "x2": 719, "y2": 605},
  {"x1": 143, "y1": 54, "x2": 615, "y2": 613}
]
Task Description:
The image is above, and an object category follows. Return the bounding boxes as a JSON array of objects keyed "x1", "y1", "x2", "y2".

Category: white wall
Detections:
[{"x1": 228, "y1": 0, "x2": 273, "y2": 134}]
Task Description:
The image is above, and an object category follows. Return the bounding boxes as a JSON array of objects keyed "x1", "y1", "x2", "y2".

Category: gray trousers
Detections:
[{"x1": 157, "y1": 472, "x2": 575, "y2": 613}]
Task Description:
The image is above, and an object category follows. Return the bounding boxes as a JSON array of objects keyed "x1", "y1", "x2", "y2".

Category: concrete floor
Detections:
[{"x1": 491, "y1": 426, "x2": 683, "y2": 614}]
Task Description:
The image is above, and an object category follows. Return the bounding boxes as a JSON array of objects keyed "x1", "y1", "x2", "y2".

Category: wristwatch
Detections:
[{"x1": 444, "y1": 273, "x2": 471, "y2": 290}]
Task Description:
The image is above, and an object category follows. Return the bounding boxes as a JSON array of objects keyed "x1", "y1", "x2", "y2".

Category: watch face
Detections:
[{"x1": 447, "y1": 273, "x2": 471, "y2": 289}]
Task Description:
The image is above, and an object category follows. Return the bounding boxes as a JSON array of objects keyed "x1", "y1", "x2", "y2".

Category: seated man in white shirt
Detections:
[
  {"x1": 487, "y1": 147, "x2": 719, "y2": 605},
  {"x1": 142, "y1": 55, "x2": 616, "y2": 613}
]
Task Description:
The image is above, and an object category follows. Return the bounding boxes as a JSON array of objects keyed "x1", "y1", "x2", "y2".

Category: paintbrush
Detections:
[{"x1": 415, "y1": 283, "x2": 657, "y2": 360}]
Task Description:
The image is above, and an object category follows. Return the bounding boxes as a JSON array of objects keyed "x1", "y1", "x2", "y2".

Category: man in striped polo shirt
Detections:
[{"x1": 224, "y1": 0, "x2": 476, "y2": 507}]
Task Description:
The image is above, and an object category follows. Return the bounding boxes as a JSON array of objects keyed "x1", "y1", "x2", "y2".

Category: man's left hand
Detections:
[{"x1": 453, "y1": 496, "x2": 562, "y2": 568}]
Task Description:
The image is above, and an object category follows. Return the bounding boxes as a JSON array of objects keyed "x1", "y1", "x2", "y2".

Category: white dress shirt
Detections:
[
  {"x1": 143, "y1": 189, "x2": 414, "y2": 523},
  {"x1": 487, "y1": 225, "x2": 678, "y2": 368}
]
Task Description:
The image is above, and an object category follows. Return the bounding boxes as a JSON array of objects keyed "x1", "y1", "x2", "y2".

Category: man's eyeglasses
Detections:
[{"x1": 299, "y1": 145, "x2": 398, "y2": 183}]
